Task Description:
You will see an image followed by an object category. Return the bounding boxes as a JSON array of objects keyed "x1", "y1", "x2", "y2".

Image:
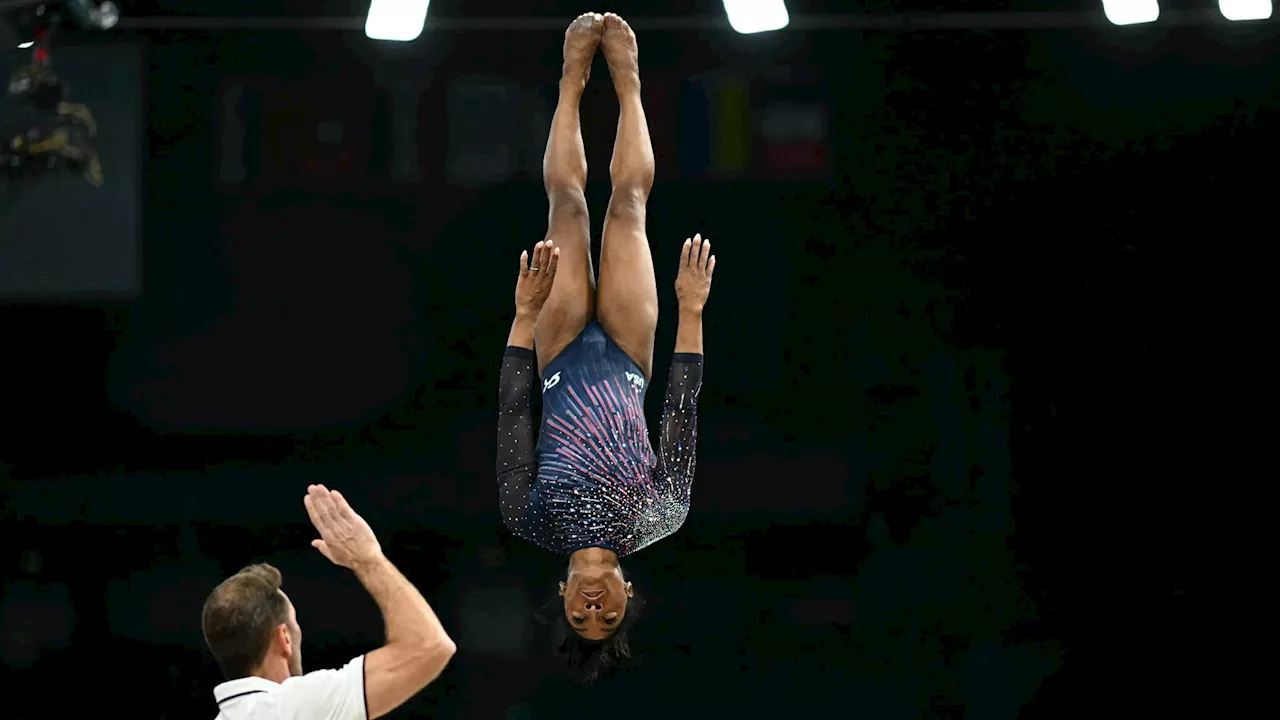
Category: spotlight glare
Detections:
[
  {"x1": 365, "y1": 0, "x2": 432, "y2": 42},
  {"x1": 1102, "y1": 0, "x2": 1161, "y2": 25},
  {"x1": 1219, "y1": 0, "x2": 1273, "y2": 20},
  {"x1": 723, "y1": 0, "x2": 790, "y2": 35}
]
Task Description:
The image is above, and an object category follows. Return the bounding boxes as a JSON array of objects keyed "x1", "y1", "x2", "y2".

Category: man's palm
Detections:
[{"x1": 304, "y1": 485, "x2": 382, "y2": 569}]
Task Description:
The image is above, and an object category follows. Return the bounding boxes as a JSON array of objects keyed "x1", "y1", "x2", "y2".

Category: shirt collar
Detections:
[{"x1": 213, "y1": 675, "x2": 279, "y2": 705}]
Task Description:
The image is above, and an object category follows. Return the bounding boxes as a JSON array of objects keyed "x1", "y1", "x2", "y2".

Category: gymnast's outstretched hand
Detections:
[
  {"x1": 514, "y1": 240, "x2": 561, "y2": 318},
  {"x1": 675, "y1": 233, "x2": 715, "y2": 315}
]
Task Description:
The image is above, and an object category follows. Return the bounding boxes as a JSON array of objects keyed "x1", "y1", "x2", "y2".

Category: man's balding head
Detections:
[{"x1": 201, "y1": 563, "x2": 293, "y2": 679}]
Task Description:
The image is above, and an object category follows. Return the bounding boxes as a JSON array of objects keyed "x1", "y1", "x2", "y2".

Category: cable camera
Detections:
[{"x1": 1, "y1": 1, "x2": 120, "y2": 188}]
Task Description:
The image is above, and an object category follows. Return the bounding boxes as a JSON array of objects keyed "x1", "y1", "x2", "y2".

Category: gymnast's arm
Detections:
[
  {"x1": 497, "y1": 325, "x2": 538, "y2": 532},
  {"x1": 655, "y1": 307, "x2": 705, "y2": 484},
  {"x1": 496, "y1": 240, "x2": 559, "y2": 533},
  {"x1": 656, "y1": 234, "x2": 714, "y2": 486}
]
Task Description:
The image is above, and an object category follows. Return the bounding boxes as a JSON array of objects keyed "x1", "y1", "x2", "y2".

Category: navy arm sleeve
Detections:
[
  {"x1": 497, "y1": 346, "x2": 539, "y2": 533},
  {"x1": 653, "y1": 353, "x2": 704, "y2": 496}
]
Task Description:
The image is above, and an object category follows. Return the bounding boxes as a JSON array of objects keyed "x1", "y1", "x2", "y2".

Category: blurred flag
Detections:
[
  {"x1": 447, "y1": 77, "x2": 520, "y2": 186},
  {"x1": 678, "y1": 74, "x2": 750, "y2": 179},
  {"x1": 757, "y1": 100, "x2": 830, "y2": 178},
  {"x1": 254, "y1": 78, "x2": 375, "y2": 188}
]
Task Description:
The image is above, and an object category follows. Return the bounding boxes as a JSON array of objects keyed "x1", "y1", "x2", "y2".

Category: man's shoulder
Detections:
[
  {"x1": 274, "y1": 656, "x2": 367, "y2": 720},
  {"x1": 281, "y1": 655, "x2": 365, "y2": 690}
]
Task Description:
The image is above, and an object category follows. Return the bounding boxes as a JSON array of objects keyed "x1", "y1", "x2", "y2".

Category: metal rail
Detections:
[{"x1": 100, "y1": 10, "x2": 1269, "y2": 32}]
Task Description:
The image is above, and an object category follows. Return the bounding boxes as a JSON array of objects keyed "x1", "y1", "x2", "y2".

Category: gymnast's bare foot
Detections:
[
  {"x1": 601, "y1": 12, "x2": 640, "y2": 97},
  {"x1": 563, "y1": 12, "x2": 603, "y2": 92}
]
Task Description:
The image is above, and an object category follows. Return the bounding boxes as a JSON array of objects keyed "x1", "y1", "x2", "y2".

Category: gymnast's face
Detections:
[{"x1": 560, "y1": 565, "x2": 633, "y2": 641}]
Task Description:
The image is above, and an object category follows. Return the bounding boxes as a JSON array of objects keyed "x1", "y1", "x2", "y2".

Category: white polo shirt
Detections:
[{"x1": 212, "y1": 655, "x2": 366, "y2": 720}]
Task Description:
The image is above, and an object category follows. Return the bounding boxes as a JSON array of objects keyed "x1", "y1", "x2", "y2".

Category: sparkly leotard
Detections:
[{"x1": 496, "y1": 322, "x2": 704, "y2": 557}]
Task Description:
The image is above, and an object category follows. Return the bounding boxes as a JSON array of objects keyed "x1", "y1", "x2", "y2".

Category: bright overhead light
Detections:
[
  {"x1": 365, "y1": 0, "x2": 432, "y2": 42},
  {"x1": 1102, "y1": 0, "x2": 1161, "y2": 25},
  {"x1": 723, "y1": 0, "x2": 790, "y2": 35},
  {"x1": 17, "y1": 41, "x2": 34, "y2": 49},
  {"x1": 1219, "y1": 0, "x2": 1272, "y2": 20}
]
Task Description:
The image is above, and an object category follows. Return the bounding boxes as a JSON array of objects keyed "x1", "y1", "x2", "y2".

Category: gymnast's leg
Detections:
[
  {"x1": 595, "y1": 13, "x2": 659, "y2": 380},
  {"x1": 534, "y1": 12, "x2": 603, "y2": 375}
]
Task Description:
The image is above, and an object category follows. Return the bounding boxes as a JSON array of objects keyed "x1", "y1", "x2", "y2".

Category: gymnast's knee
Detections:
[
  {"x1": 605, "y1": 186, "x2": 648, "y2": 224},
  {"x1": 547, "y1": 186, "x2": 588, "y2": 222}
]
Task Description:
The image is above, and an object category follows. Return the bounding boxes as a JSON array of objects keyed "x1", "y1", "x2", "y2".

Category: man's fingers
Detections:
[
  {"x1": 330, "y1": 489, "x2": 353, "y2": 516},
  {"x1": 707, "y1": 255, "x2": 716, "y2": 280},
  {"x1": 681, "y1": 238, "x2": 692, "y2": 267},
  {"x1": 519, "y1": 250, "x2": 529, "y2": 278},
  {"x1": 303, "y1": 494, "x2": 323, "y2": 528},
  {"x1": 700, "y1": 238, "x2": 711, "y2": 268},
  {"x1": 311, "y1": 539, "x2": 335, "y2": 563},
  {"x1": 308, "y1": 484, "x2": 340, "y2": 526}
]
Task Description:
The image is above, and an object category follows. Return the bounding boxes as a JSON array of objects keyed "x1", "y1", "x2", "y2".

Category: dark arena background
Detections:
[{"x1": 0, "y1": 0, "x2": 1234, "y2": 716}]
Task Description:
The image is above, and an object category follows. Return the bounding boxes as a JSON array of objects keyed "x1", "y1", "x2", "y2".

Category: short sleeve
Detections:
[{"x1": 277, "y1": 654, "x2": 367, "y2": 720}]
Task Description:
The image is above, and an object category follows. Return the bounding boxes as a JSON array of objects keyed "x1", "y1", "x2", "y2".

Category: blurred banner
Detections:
[
  {"x1": 755, "y1": 81, "x2": 831, "y2": 180},
  {"x1": 259, "y1": 78, "x2": 376, "y2": 188},
  {"x1": 218, "y1": 75, "x2": 379, "y2": 190},
  {"x1": 0, "y1": 40, "x2": 144, "y2": 301},
  {"x1": 679, "y1": 74, "x2": 751, "y2": 179}
]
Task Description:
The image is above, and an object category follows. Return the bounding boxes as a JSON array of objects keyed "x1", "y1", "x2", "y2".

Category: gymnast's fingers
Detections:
[
  {"x1": 681, "y1": 237, "x2": 693, "y2": 267},
  {"x1": 539, "y1": 240, "x2": 554, "y2": 272},
  {"x1": 545, "y1": 246, "x2": 561, "y2": 281},
  {"x1": 699, "y1": 238, "x2": 711, "y2": 269},
  {"x1": 519, "y1": 250, "x2": 530, "y2": 278},
  {"x1": 707, "y1": 255, "x2": 716, "y2": 281}
]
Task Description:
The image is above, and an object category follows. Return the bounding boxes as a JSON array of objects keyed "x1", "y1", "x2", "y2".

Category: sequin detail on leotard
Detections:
[{"x1": 496, "y1": 346, "x2": 703, "y2": 557}]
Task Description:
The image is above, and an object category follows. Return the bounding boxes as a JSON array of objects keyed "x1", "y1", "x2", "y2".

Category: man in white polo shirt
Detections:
[{"x1": 202, "y1": 484, "x2": 457, "y2": 720}]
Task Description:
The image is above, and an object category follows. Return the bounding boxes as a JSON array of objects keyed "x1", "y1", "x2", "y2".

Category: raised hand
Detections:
[
  {"x1": 675, "y1": 233, "x2": 715, "y2": 314},
  {"x1": 514, "y1": 240, "x2": 561, "y2": 317},
  {"x1": 303, "y1": 484, "x2": 383, "y2": 570}
]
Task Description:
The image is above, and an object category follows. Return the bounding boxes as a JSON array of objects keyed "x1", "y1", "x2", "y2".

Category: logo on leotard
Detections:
[
  {"x1": 543, "y1": 372, "x2": 562, "y2": 392},
  {"x1": 625, "y1": 372, "x2": 645, "y2": 391}
]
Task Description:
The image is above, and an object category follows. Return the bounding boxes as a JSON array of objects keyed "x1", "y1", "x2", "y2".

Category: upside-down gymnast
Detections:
[{"x1": 495, "y1": 12, "x2": 716, "y2": 681}]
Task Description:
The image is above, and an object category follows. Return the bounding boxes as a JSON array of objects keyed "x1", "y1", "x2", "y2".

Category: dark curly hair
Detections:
[{"x1": 533, "y1": 588, "x2": 646, "y2": 684}]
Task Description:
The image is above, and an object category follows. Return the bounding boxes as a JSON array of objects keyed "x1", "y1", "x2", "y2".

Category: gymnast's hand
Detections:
[
  {"x1": 675, "y1": 233, "x2": 716, "y2": 315},
  {"x1": 303, "y1": 484, "x2": 383, "y2": 570},
  {"x1": 514, "y1": 240, "x2": 561, "y2": 317}
]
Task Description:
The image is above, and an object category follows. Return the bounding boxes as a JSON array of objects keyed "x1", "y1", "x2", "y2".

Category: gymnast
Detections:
[{"x1": 495, "y1": 12, "x2": 715, "y2": 681}]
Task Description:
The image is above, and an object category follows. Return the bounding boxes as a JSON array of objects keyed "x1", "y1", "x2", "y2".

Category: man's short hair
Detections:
[{"x1": 201, "y1": 563, "x2": 290, "y2": 679}]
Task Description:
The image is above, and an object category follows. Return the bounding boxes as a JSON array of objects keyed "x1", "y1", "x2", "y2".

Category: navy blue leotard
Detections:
[{"x1": 496, "y1": 321, "x2": 704, "y2": 556}]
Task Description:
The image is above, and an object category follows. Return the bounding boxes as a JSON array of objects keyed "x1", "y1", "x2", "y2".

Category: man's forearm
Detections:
[
  {"x1": 353, "y1": 553, "x2": 452, "y2": 650},
  {"x1": 507, "y1": 310, "x2": 537, "y2": 351},
  {"x1": 674, "y1": 307, "x2": 703, "y2": 355}
]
